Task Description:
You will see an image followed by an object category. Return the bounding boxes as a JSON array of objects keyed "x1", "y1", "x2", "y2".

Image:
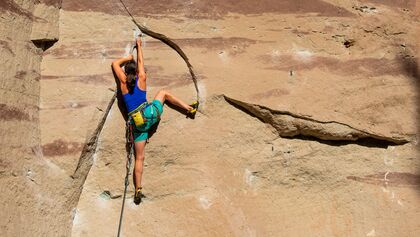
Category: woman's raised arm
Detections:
[
  {"x1": 136, "y1": 37, "x2": 146, "y2": 81},
  {"x1": 112, "y1": 54, "x2": 133, "y2": 83}
]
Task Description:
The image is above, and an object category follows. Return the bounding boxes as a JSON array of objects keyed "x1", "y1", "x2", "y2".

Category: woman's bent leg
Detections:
[
  {"x1": 134, "y1": 140, "x2": 146, "y2": 189},
  {"x1": 154, "y1": 89, "x2": 192, "y2": 111}
]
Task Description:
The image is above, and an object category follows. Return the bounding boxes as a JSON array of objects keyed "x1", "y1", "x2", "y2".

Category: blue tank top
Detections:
[{"x1": 123, "y1": 76, "x2": 147, "y2": 113}]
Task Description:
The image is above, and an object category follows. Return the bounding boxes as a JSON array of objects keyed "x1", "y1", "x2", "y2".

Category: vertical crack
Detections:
[
  {"x1": 118, "y1": 0, "x2": 200, "y2": 102},
  {"x1": 71, "y1": 92, "x2": 116, "y2": 181},
  {"x1": 67, "y1": 92, "x2": 117, "y2": 229}
]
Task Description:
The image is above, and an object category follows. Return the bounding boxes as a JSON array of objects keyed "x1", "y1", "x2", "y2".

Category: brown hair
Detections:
[{"x1": 124, "y1": 60, "x2": 137, "y2": 93}]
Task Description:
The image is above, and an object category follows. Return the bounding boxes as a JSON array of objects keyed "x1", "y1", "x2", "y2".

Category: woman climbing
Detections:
[{"x1": 112, "y1": 37, "x2": 198, "y2": 205}]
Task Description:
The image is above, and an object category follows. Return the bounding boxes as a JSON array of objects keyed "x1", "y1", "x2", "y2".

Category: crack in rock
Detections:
[
  {"x1": 71, "y1": 92, "x2": 116, "y2": 183},
  {"x1": 118, "y1": 0, "x2": 200, "y2": 101},
  {"x1": 223, "y1": 95, "x2": 409, "y2": 145},
  {"x1": 66, "y1": 92, "x2": 117, "y2": 227}
]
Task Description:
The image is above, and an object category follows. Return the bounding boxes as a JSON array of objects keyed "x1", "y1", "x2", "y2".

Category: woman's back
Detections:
[{"x1": 123, "y1": 77, "x2": 147, "y2": 113}]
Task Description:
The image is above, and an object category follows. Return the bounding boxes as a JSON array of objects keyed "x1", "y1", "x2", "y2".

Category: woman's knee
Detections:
[
  {"x1": 135, "y1": 153, "x2": 145, "y2": 162},
  {"x1": 158, "y1": 89, "x2": 170, "y2": 97},
  {"x1": 154, "y1": 89, "x2": 165, "y2": 99}
]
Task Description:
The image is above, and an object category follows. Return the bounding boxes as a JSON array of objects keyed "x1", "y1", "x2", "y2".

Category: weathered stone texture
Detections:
[{"x1": 1, "y1": 0, "x2": 419, "y2": 237}]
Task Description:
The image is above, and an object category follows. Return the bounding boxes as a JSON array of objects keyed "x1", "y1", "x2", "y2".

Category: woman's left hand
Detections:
[
  {"x1": 136, "y1": 37, "x2": 142, "y2": 46},
  {"x1": 126, "y1": 54, "x2": 133, "y2": 61}
]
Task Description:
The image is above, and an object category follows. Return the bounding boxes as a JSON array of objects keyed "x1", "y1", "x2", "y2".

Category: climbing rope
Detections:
[
  {"x1": 116, "y1": 120, "x2": 134, "y2": 237},
  {"x1": 118, "y1": 0, "x2": 200, "y2": 103}
]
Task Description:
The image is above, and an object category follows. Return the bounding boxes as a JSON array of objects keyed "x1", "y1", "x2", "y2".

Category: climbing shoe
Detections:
[
  {"x1": 186, "y1": 101, "x2": 199, "y2": 119},
  {"x1": 134, "y1": 187, "x2": 143, "y2": 205}
]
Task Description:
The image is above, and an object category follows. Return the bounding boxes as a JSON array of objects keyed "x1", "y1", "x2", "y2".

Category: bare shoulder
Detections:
[
  {"x1": 120, "y1": 81, "x2": 129, "y2": 94},
  {"x1": 137, "y1": 73, "x2": 147, "y2": 91}
]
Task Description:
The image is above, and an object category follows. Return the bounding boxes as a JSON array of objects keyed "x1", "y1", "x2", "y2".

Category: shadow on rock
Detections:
[
  {"x1": 398, "y1": 54, "x2": 419, "y2": 192},
  {"x1": 284, "y1": 135, "x2": 393, "y2": 149}
]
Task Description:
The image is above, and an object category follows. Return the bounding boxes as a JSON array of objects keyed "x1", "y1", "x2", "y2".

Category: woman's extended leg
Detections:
[
  {"x1": 154, "y1": 89, "x2": 192, "y2": 111},
  {"x1": 134, "y1": 140, "x2": 146, "y2": 190}
]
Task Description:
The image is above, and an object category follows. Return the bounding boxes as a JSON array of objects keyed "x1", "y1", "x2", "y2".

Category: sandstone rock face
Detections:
[
  {"x1": 0, "y1": 1, "x2": 69, "y2": 236},
  {"x1": 30, "y1": 1, "x2": 60, "y2": 44},
  {"x1": 1, "y1": 0, "x2": 419, "y2": 236}
]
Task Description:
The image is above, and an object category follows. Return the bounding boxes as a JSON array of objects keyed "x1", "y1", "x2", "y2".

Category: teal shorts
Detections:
[{"x1": 133, "y1": 100, "x2": 163, "y2": 142}]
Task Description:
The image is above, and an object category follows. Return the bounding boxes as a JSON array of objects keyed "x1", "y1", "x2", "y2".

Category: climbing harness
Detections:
[
  {"x1": 128, "y1": 102, "x2": 161, "y2": 127},
  {"x1": 116, "y1": 119, "x2": 135, "y2": 237},
  {"x1": 118, "y1": 0, "x2": 200, "y2": 104},
  {"x1": 128, "y1": 102, "x2": 148, "y2": 127}
]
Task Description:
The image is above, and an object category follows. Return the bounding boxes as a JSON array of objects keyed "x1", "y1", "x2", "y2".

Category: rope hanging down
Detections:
[
  {"x1": 116, "y1": 121, "x2": 135, "y2": 237},
  {"x1": 118, "y1": 0, "x2": 200, "y2": 103}
]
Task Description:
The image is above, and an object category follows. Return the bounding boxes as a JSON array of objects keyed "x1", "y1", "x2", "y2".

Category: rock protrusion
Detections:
[
  {"x1": 224, "y1": 96, "x2": 409, "y2": 144},
  {"x1": 30, "y1": 2, "x2": 60, "y2": 51}
]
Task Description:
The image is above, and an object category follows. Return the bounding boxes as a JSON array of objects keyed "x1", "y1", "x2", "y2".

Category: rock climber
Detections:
[{"x1": 112, "y1": 37, "x2": 198, "y2": 204}]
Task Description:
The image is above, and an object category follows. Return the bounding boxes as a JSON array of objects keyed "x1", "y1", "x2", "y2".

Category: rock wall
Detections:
[
  {"x1": 0, "y1": 1, "x2": 75, "y2": 236},
  {"x1": 1, "y1": 0, "x2": 419, "y2": 236},
  {"x1": 68, "y1": 1, "x2": 419, "y2": 236},
  {"x1": 31, "y1": 0, "x2": 60, "y2": 45}
]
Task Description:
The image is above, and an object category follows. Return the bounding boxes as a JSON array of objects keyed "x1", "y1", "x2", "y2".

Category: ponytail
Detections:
[
  {"x1": 126, "y1": 74, "x2": 136, "y2": 93},
  {"x1": 124, "y1": 60, "x2": 137, "y2": 94}
]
